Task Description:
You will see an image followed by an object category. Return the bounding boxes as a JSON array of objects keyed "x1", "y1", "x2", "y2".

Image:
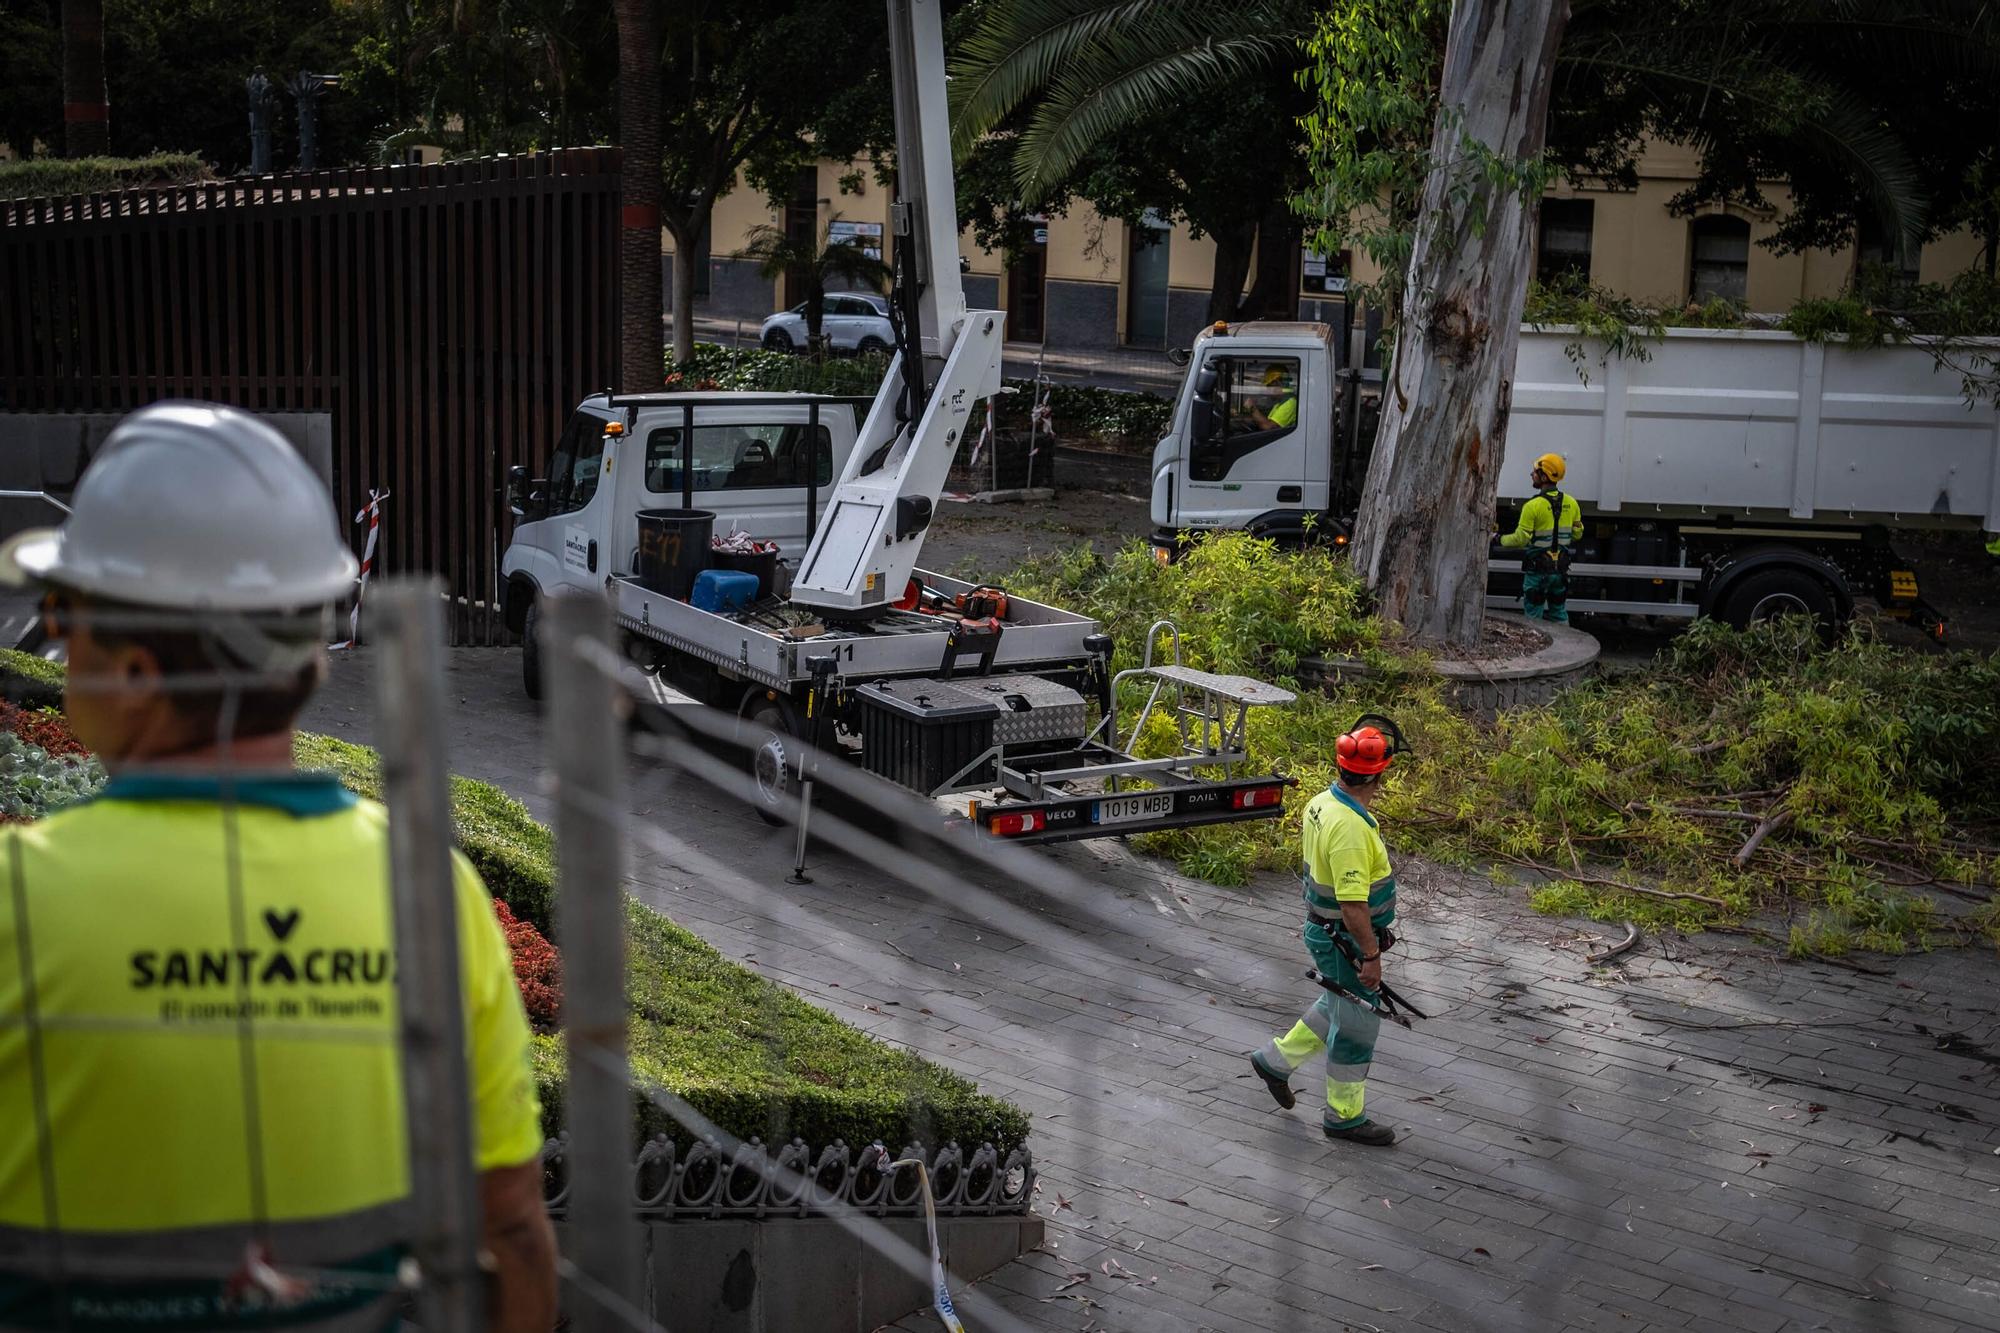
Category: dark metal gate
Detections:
[{"x1": 0, "y1": 148, "x2": 623, "y2": 644}]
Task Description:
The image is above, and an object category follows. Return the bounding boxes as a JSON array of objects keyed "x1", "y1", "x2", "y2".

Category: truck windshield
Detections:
[{"x1": 645, "y1": 423, "x2": 833, "y2": 493}]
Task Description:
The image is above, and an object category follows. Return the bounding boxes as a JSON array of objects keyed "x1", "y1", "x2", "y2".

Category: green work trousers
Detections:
[{"x1": 1521, "y1": 571, "x2": 1569, "y2": 623}]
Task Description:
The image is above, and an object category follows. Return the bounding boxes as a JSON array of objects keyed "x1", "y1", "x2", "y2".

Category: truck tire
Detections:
[
  {"x1": 1719, "y1": 567, "x2": 1837, "y2": 630},
  {"x1": 521, "y1": 597, "x2": 544, "y2": 702},
  {"x1": 743, "y1": 698, "x2": 802, "y2": 826}
]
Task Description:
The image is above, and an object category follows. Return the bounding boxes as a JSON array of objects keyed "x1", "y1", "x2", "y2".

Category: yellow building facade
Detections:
[{"x1": 668, "y1": 143, "x2": 1986, "y2": 357}]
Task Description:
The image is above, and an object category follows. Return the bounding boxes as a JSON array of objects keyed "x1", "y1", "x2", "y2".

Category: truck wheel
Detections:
[
  {"x1": 1720, "y1": 568, "x2": 1837, "y2": 630},
  {"x1": 743, "y1": 699, "x2": 802, "y2": 826},
  {"x1": 521, "y1": 597, "x2": 544, "y2": 702}
]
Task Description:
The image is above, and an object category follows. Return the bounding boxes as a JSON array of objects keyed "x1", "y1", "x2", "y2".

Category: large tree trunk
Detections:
[
  {"x1": 1348, "y1": 0, "x2": 1569, "y2": 645},
  {"x1": 1205, "y1": 220, "x2": 1256, "y2": 324},
  {"x1": 1240, "y1": 203, "x2": 1300, "y2": 321},
  {"x1": 615, "y1": 0, "x2": 663, "y2": 391},
  {"x1": 61, "y1": 0, "x2": 110, "y2": 157}
]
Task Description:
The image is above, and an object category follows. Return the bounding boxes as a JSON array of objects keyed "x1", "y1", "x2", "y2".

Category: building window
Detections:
[
  {"x1": 1856, "y1": 214, "x2": 1921, "y2": 286},
  {"x1": 1536, "y1": 198, "x2": 1594, "y2": 284},
  {"x1": 1689, "y1": 215, "x2": 1751, "y2": 305}
]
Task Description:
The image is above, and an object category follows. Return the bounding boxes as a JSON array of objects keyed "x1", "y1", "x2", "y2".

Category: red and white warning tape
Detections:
[{"x1": 329, "y1": 488, "x2": 388, "y2": 651}]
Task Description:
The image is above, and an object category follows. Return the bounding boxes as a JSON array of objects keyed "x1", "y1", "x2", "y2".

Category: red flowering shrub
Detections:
[
  {"x1": 0, "y1": 704, "x2": 86, "y2": 758},
  {"x1": 493, "y1": 898, "x2": 562, "y2": 1031}
]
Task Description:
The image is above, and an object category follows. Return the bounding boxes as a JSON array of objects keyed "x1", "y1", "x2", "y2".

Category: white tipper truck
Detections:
[
  {"x1": 498, "y1": 0, "x2": 1298, "y2": 852},
  {"x1": 1151, "y1": 322, "x2": 2000, "y2": 637}
]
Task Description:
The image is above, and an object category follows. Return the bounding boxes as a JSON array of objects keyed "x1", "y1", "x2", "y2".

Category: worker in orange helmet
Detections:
[{"x1": 1249, "y1": 716, "x2": 1405, "y2": 1146}]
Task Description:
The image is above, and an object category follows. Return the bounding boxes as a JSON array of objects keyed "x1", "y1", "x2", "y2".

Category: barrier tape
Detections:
[
  {"x1": 329, "y1": 489, "x2": 388, "y2": 651},
  {"x1": 889, "y1": 1157, "x2": 966, "y2": 1333}
]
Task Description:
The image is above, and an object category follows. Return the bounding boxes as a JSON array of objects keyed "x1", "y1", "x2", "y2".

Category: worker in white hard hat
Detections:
[{"x1": 0, "y1": 403, "x2": 557, "y2": 1329}]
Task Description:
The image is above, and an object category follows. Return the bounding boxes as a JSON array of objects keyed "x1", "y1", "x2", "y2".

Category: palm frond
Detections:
[
  {"x1": 1013, "y1": 32, "x2": 1301, "y2": 198},
  {"x1": 948, "y1": 0, "x2": 1301, "y2": 156}
]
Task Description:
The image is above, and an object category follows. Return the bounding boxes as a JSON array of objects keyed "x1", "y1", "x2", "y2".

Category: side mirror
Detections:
[
  {"x1": 1191, "y1": 397, "x2": 1218, "y2": 444},
  {"x1": 1194, "y1": 366, "x2": 1218, "y2": 399}
]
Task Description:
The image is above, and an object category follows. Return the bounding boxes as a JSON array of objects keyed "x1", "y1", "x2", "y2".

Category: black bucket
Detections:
[
  {"x1": 710, "y1": 546, "x2": 780, "y2": 600},
  {"x1": 635, "y1": 509, "x2": 714, "y2": 599}
]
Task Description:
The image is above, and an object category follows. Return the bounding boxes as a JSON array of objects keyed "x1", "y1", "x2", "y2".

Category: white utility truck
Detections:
[
  {"x1": 1152, "y1": 322, "x2": 2000, "y2": 636},
  {"x1": 500, "y1": 0, "x2": 1296, "y2": 848}
]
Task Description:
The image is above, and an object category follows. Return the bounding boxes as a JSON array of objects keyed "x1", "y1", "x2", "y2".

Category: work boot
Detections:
[
  {"x1": 1324, "y1": 1118, "x2": 1396, "y2": 1147},
  {"x1": 1248, "y1": 1052, "x2": 1295, "y2": 1109}
]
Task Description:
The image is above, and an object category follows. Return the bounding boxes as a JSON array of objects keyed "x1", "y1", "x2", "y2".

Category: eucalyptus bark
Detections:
[
  {"x1": 615, "y1": 0, "x2": 664, "y2": 391},
  {"x1": 1349, "y1": 0, "x2": 1569, "y2": 645}
]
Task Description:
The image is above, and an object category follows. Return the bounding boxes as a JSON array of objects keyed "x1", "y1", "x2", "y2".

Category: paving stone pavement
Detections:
[{"x1": 306, "y1": 648, "x2": 2000, "y2": 1333}]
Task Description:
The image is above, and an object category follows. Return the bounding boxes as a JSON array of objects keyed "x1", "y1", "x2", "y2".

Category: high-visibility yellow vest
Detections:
[{"x1": 0, "y1": 772, "x2": 542, "y2": 1324}]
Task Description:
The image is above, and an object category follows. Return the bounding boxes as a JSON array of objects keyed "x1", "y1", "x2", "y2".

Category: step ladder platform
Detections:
[{"x1": 1144, "y1": 664, "x2": 1296, "y2": 707}]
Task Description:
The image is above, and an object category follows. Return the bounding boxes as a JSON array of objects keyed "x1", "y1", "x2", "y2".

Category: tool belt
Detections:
[
  {"x1": 1522, "y1": 488, "x2": 1574, "y2": 575},
  {"x1": 1307, "y1": 910, "x2": 1394, "y2": 953}
]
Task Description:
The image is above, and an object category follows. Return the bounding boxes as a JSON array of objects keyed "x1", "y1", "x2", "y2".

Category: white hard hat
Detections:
[{"x1": 1, "y1": 402, "x2": 358, "y2": 611}]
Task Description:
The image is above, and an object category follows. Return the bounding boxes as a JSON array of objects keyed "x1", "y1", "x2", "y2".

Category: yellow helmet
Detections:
[
  {"x1": 1534, "y1": 452, "x2": 1566, "y2": 482},
  {"x1": 1263, "y1": 363, "x2": 1290, "y2": 386}
]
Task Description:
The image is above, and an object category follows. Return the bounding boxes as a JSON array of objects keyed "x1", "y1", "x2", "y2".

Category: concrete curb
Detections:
[{"x1": 1304, "y1": 612, "x2": 1602, "y2": 720}]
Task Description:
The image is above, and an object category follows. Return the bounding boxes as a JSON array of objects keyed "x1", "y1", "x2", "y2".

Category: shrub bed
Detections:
[
  {"x1": 291, "y1": 731, "x2": 1029, "y2": 1151},
  {"x1": 1006, "y1": 534, "x2": 2000, "y2": 955}
]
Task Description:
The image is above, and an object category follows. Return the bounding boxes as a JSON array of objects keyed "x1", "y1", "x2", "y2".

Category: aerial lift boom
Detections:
[{"x1": 788, "y1": 0, "x2": 1005, "y2": 618}]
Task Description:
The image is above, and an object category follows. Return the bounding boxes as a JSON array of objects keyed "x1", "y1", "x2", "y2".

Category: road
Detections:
[{"x1": 303, "y1": 637, "x2": 2000, "y2": 1333}]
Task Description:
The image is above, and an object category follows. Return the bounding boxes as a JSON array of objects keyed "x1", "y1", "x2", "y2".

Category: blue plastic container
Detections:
[{"x1": 690, "y1": 568, "x2": 761, "y2": 613}]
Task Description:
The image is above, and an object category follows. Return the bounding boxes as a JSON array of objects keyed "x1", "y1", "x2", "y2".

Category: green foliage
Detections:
[
  {"x1": 668, "y1": 344, "x2": 891, "y2": 398},
  {"x1": 667, "y1": 345, "x2": 1173, "y2": 449},
  {"x1": 0, "y1": 650, "x2": 66, "y2": 711},
  {"x1": 1005, "y1": 543, "x2": 2000, "y2": 952},
  {"x1": 1295, "y1": 0, "x2": 1447, "y2": 327},
  {"x1": 0, "y1": 733, "x2": 104, "y2": 820},
  {"x1": 288, "y1": 731, "x2": 1026, "y2": 1154},
  {"x1": 0, "y1": 154, "x2": 209, "y2": 201}
]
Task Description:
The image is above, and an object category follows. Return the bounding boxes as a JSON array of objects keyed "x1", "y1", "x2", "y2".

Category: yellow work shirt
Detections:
[
  {"x1": 1499, "y1": 487, "x2": 1584, "y2": 552},
  {"x1": 1300, "y1": 784, "x2": 1395, "y2": 931},
  {"x1": 1268, "y1": 396, "x2": 1298, "y2": 429},
  {"x1": 0, "y1": 771, "x2": 540, "y2": 1318}
]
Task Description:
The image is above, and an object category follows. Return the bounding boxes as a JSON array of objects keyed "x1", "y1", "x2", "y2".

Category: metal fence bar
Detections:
[
  {"x1": 546, "y1": 591, "x2": 644, "y2": 1328},
  {"x1": 373, "y1": 578, "x2": 484, "y2": 1330}
]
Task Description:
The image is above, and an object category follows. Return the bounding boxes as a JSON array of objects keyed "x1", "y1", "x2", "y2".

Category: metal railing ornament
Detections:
[{"x1": 542, "y1": 1134, "x2": 1034, "y2": 1222}]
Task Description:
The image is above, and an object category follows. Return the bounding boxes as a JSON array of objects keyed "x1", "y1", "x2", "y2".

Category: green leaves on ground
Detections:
[{"x1": 1006, "y1": 534, "x2": 1999, "y2": 953}]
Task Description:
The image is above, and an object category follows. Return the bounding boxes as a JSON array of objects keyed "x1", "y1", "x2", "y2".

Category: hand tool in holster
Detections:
[{"x1": 1319, "y1": 928, "x2": 1430, "y2": 1026}]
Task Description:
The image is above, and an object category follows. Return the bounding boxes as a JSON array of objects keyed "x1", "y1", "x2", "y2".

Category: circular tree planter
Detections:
[{"x1": 1304, "y1": 612, "x2": 1601, "y2": 720}]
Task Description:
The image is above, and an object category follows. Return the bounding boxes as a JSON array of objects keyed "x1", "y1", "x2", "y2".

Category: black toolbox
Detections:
[{"x1": 852, "y1": 678, "x2": 1003, "y2": 793}]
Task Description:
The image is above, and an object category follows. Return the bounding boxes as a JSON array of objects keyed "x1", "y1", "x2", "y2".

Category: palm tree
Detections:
[
  {"x1": 61, "y1": 0, "x2": 110, "y2": 157},
  {"x1": 737, "y1": 215, "x2": 892, "y2": 358}
]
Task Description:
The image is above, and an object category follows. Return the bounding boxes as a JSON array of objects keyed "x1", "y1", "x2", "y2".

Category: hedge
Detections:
[
  {"x1": 0, "y1": 153, "x2": 211, "y2": 201},
  {"x1": 0, "y1": 650, "x2": 65, "y2": 710},
  {"x1": 290, "y1": 731, "x2": 1029, "y2": 1153},
  {"x1": 668, "y1": 343, "x2": 1172, "y2": 450}
]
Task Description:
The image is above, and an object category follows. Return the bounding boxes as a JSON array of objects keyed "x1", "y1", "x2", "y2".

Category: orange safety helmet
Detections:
[{"x1": 1335, "y1": 713, "x2": 1409, "y2": 780}]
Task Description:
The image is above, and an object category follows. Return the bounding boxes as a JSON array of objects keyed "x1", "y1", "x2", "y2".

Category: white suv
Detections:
[{"x1": 759, "y1": 292, "x2": 893, "y2": 355}]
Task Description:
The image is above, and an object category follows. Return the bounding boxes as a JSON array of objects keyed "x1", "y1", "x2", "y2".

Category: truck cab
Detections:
[
  {"x1": 1151, "y1": 322, "x2": 1341, "y2": 546},
  {"x1": 501, "y1": 391, "x2": 865, "y2": 632}
]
